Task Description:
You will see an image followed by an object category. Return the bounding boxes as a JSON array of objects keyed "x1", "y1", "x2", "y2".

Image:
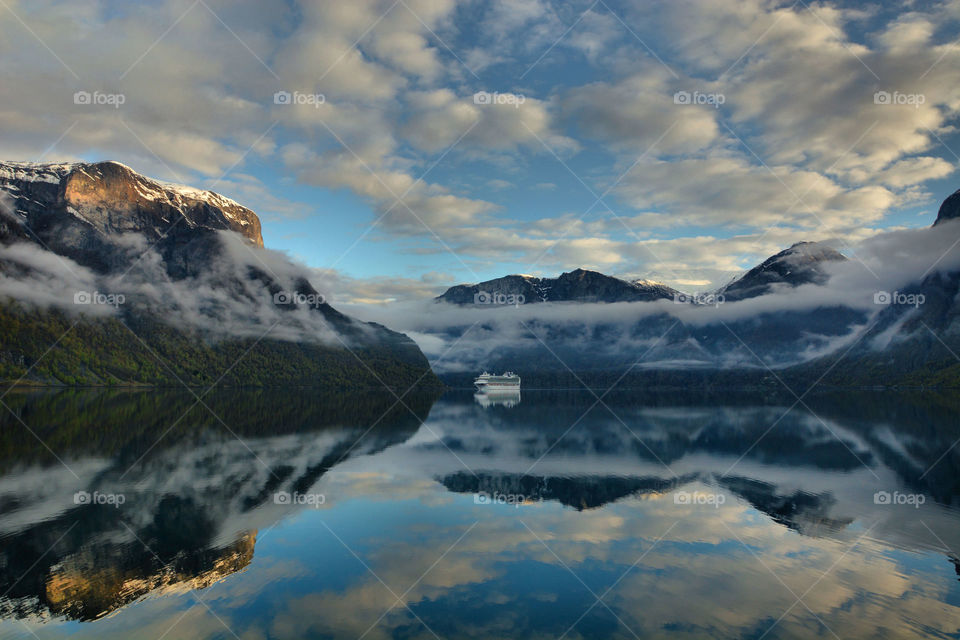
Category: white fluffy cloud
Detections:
[
  {"x1": 1, "y1": 0, "x2": 958, "y2": 296},
  {"x1": 561, "y1": 71, "x2": 720, "y2": 154}
]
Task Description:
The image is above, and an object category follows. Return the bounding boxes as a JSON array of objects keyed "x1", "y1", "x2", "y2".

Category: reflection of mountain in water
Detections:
[
  {"x1": 0, "y1": 388, "x2": 438, "y2": 621},
  {"x1": 426, "y1": 390, "x2": 877, "y2": 472},
  {"x1": 439, "y1": 470, "x2": 856, "y2": 535},
  {"x1": 419, "y1": 390, "x2": 960, "y2": 555},
  {"x1": 1, "y1": 497, "x2": 257, "y2": 622},
  {"x1": 4, "y1": 388, "x2": 960, "y2": 622},
  {"x1": 442, "y1": 471, "x2": 695, "y2": 511},
  {"x1": 718, "y1": 476, "x2": 855, "y2": 536}
]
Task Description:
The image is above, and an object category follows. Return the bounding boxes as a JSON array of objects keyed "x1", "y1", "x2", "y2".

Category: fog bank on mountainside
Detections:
[{"x1": 0, "y1": 161, "x2": 437, "y2": 388}]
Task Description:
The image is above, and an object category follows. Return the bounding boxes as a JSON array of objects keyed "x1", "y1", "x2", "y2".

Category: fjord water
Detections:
[{"x1": 1, "y1": 389, "x2": 960, "y2": 639}]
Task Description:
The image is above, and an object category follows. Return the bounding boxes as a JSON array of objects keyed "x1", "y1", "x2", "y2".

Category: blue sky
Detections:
[{"x1": 2, "y1": 0, "x2": 959, "y2": 300}]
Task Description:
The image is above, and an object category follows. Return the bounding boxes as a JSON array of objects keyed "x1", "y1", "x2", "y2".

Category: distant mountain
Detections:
[
  {"x1": 413, "y1": 198, "x2": 960, "y2": 387},
  {"x1": 426, "y1": 243, "x2": 863, "y2": 383},
  {"x1": 436, "y1": 244, "x2": 845, "y2": 308},
  {"x1": 717, "y1": 241, "x2": 847, "y2": 302},
  {"x1": 0, "y1": 161, "x2": 438, "y2": 388},
  {"x1": 436, "y1": 268, "x2": 681, "y2": 304}
]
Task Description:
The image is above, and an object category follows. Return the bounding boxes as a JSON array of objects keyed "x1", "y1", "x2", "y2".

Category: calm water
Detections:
[{"x1": 1, "y1": 388, "x2": 960, "y2": 639}]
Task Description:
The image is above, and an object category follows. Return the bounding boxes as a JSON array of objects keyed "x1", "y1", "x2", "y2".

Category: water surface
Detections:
[{"x1": 1, "y1": 388, "x2": 959, "y2": 639}]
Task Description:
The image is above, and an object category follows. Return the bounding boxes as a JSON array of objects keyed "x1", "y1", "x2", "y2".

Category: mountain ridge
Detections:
[
  {"x1": 717, "y1": 241, "x2": 847, "y2": 302},
  {"x1": 420, "y1": 201, "x2": 960, "y2": 387},
  {"x1": 0, "y1": 160, "x2": 439, "y2": 388},
  {"x1": 435, "y1": 241, "x2": 846, "y2": 305},
  {"x1": 436, "y1": 268, "x2": 681, "y2": 304}
]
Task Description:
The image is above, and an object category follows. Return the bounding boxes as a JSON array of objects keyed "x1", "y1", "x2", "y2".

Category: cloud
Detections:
[
  {"x1": 312, "y1": 268, "x2": 454, "y2": 305},
  {"x1": 401, "y1": 88, "x2": 577, "y2": 154},
  {"x1": 615, "y1": 154, "x2": 899, "y2": 232},
  {"x1": 561, "y1": 71, "x2": 720, "y2": 154},
  {"x1": 279, "y1": 139, "x2": 497, "y2": 234},
  {"x1": 636, "y1": 0, "x2": 960, "y2": 180},
  {"x1": 0, "y1": 243, "x2": 110, "y2": 314},
  {"x1": 1, "y1": 0, "x2": 958, "y2": 293},
  {"x1": 0, "y1": 230, "x2": 371, "y2": 346}
]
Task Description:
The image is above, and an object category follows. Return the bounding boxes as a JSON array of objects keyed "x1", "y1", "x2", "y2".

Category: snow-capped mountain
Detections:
[
  {"x1": 0, "y1": 160, "x2": 262, "y2": 276},
  {"x1": 717, "y1": 241, "x2": 847, "y2": 302},
  {"x1": 408, "y1": 192, "x2": 960, "y2": 387},
  {"x1": 436, "y1": 268, "x2": 681, "y2": 304}
]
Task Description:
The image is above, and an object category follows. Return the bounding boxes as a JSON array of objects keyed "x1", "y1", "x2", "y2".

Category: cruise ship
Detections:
[{"x1": 474, "y1": 371, "x2": 521, "y2": 391}]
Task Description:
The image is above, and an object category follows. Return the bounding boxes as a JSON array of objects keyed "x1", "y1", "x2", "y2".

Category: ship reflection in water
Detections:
[
  {"x1": 1, "y1": 388, "x2": 960, "y2": 639},
  {"x1": 474, "y1": 388, "x2": 521, "y2": 408}
]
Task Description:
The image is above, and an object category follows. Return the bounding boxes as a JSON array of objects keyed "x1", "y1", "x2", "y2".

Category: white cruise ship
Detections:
[{"x1": 474, "y1": 371, "x2": 521, "y2": 391}]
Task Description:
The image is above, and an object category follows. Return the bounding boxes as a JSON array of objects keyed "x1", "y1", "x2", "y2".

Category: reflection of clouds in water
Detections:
[
  {"x1": 275, "y1": 534, "x2": 497, "y2": 640},
  {"x1": 5, "y1": 392, "x2": 960, "y2": 639},
  {"x1": 263, "y1": 484, "x2": 960, "y2": 639},
  {"x1": 6, "y1": 464, "x2": 959, "y2": 640},
  {"x1": 322, "y1": 471, "x2": 456, "y2": 508}
]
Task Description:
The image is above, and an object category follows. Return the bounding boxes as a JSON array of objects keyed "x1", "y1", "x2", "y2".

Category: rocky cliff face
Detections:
[
  {"x1": 1, "y1": 161, "x2": 262, "y2": 244},
  {"x1": 0, "y1": 160, "x2": 438, "y2": 387},
  {"x1": 0, "y1": 161, "x2": 262, "y2": 276}
]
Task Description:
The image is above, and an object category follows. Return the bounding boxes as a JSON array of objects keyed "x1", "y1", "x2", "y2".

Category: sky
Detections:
[{"x1": 1, "y1": 0, "x2": 959, "y2": 302}]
